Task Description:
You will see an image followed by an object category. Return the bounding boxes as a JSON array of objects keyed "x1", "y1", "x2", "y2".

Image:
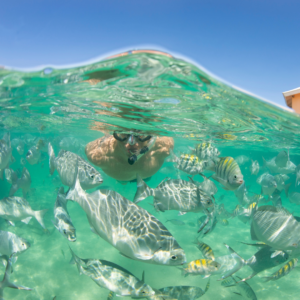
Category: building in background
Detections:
[{"x1": 283, "y1": 87, "x2": 300, "y2": 113}]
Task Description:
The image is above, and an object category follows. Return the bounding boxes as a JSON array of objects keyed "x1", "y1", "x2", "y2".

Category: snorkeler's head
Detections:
[{"x1": 113, "y1": 131, "x2": 152, "y2": 145}]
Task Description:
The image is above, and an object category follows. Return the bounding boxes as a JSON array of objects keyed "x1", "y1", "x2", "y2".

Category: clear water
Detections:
[{"x1": 0, "y1": 51, "x2": 300, "y2": 300}]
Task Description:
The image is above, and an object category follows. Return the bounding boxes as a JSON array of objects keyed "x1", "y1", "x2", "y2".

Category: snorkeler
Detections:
[{"x1": 85, "y1": 131, "x2": 174, "y2": 183}]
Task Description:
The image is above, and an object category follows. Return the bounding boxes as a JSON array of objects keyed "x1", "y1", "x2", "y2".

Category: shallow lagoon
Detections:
[{"x1": 0, "y1": 51, "x2": 300, "y2": 300}]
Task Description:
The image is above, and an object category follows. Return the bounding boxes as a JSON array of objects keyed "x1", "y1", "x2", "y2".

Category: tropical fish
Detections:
[
  {"x1": 0, "y1": 230, "x2": 30, "y2": 264},
  {"x1": 26, "y1": 144, "x2": 41, "y2": 165},
  {"x1": 265, "y1": 258, "x2": 298, "y2": 282},
  {"x1": 0, "y1": 255, "x2": 32, "y2": 299},
  {"x1": 238, "y1": 202, "x2": 257, "y2": 217},
  {"x1": 256, "y1": 173, "x2": 277, "y2": 195},
  {"x1": 191, "y1": 142, "x2": 220, "y2": 160},
  {"x1": 134, "y1": 175, "x2": 213, "y2": 214},
  {"x1": 48, "y1": 143, "x2": 103, "y2": 190},
  {"x1": 224, "y1": 276, "x2": 257, "y2": 300},
  {"x1": 67, "y1": 166, "x2": 186, "y2": 265},
  {"x1": 196, "y1": 175, "x2": 218, "y2": 196},
  {"x1": 166, "y1": 219, "x2": 185, "y2": 226},
  {"x1": 20, "y1": 158, "x2": 26, "y2": 166},
  {"x1": 220, "y1": 219, "x2": 229, "y2": 226},
  {"x1": 180, "y1": 259, "x2": 220, "y2": 278},
  {"x1": 208, "y1": 157, "x2": 244, "y2": 190},
  {"x1": 53, "y1": 187, "x2": 76, "y2": 242},
  {"x1": 0, "y1": 196, "x2": 48, "y2": 230},
  {"x1": 251, "y1": 205, "x2": 300, "y2": 250},
  {"x1": 250, "y1": 160, "x2": 259, "y2": 175},
  {"x1": 0, "y1": 133, "x2": 12, "y2": 180},
  {"x1": 237, "y1": 245, "x2": 289, "y2": 282},
  {"x1": 5, "y1": 167, "x2": 31, "y2": 198},
  {"x1": 193, "y1": 239, "x2": 215, "y2": 260},
  {"x1": 263, "y1": 156, "x2": 296, "y2": 174},
  {"x1": 69, "y1": 247, "x2": 155, "y2": 298},
  {"x1": 234, "y1": 182, "x2": 250, "y2": 205},
  {"x1": 274, "y1": 174, "x2": 290, "y2": 196}
]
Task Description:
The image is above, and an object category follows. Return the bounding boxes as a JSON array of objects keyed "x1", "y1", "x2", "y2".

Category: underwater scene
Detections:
[{"x1": 1, "y1": 50, "x2": 300, "y2": 300}]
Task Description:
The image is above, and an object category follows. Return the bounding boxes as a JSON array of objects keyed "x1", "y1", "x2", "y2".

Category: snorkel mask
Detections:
[{"x1": 113, "y1": 131, "x2": 156, "y2": 165}]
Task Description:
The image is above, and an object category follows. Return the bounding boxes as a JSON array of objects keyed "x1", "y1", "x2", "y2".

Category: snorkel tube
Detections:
[{"x1": 128, "y1": 136, "x2": 157, "y2": 165}]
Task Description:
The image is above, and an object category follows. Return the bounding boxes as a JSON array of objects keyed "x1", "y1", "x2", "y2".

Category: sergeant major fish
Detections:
[
  {"x1": 70, "y1": 247, "x2": 155, "y2": 298},
  {"x1": 53, "y1": 187, "x2": 76, "y2": 242},
  {"x1": 66, "y1": 165, "x2": 186, "y2": 265},
  {"x1": 180, "y1": 258, "x2": 220, "y2": 278},
  {"x1": 48, "y1": 143, "x2": 103, "y2": 190},
  {"x1": 191, "y1": 142, "x2": 220, "y2": 160},
  {"x1": 0, "y1": 196, "x2": 48, "y2": 230},
  {"x1": 208, "y1": 157, "x2": 244, "y2": 191},
  {"x1": 134, "y1": 174, "x2": 213, "y2": 214},
  {"x1": 264, "y1": 258, "x2": 298, "y2": 282},
  {"x1": 193, "y1": 239, "x2": 215, "y2": 260}
]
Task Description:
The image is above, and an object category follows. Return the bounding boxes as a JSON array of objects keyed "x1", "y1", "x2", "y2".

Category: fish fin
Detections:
[
  {"x1": 51, "y1": 220, "x2": 59, "y2": 231},
  {"x1": 107, "y1": 291, "x2": 115, "y2": 300},
  {"x1": 236, "y1": 272, "x2": 257, "y2": 283},
  {"x1": 203, "y1": 274, "x2": 211, "y2": 279},
  {"x1": 141, "y1": 271, "x2": 145, "y2": 282},
  {"x1": 285, "y1": 183, "x2": 291, "y2": 198},
  {"x1": 178, "y1": 211, "x2": 187, "y2": 216},
  {"x1": 270, "y1": 250, "x2": 285, "y2": 259},
  {"x1": 133, "y1": 174, "x2": 154, "y2": 204},
  {"x1": 48, "y1": 142, "x2": 56, "y2": 175},
  {"x1": 90, "y1": 226, "x2": 97, "y2": 235},
  {"x1": 9, "y1": 184, "x2": 19, "y2": 197},
  {"x1": 21, "y1": 217, "x2": 32, "y2": 224},
  {"x1": 34, "y1": 209, "x2": 48, "y2": 230},
  {"x1": 69, "y1": 246, "x2": 77, "y2": 265},
  {"x1": 154, "y1": 202, "x2": 165, "y2": 212},
  {"x1": 119, "y1": 252, "x2": 134, "y2": 260},
  {"x1": 134, "y1": 253, "x2": 154, "y2": 261},
  {"x1": 204, "y1": 278, "x2": 210, "y2": 293},
  {"x1": 233, "y1": 292, "x2": 242, "y2": 296},
  {"x1": 6, "y1": 220, "x2": 15, "y2": 227}
]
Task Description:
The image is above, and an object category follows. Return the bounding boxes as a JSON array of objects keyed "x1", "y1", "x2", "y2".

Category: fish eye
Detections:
[
  {"x1": 171, "y1": 255, "x2": 177, "y2": 260},
  {"x1": 142, "y1": 291, "x2": 146, "y2": 294},
  {"x1": 91, "y1": 175, "x2": 94, "y2": 179},
  {"x1": 63, "y1": 230, "x2": 67, "y2": 234},
  {"x1": 234, "y1": 175, "x2": 237, "y2": 179}
]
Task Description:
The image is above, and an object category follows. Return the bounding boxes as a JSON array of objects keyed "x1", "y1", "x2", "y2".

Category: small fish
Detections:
[
  {"x1": 220, "y1": 219, "x2": 229, "y2": 226},
  {"x1": 0, "y1": 230, "x2": 30, "y2": 264},
  {"x1": 193, "y1": 239, "x2": 215, "y2": 260},
  {"x1": 235, "y1": 155, "x2": 249, "y2": 166},
  {"x1": 250, "y1": 160, "x2": 259, "y2": 175},
  {"x1": 0, "y1": 196, "x2": 48, "y2": 230},
  {"x1": 256, "y1": 173, "x2": 277, "y2": 196},
  {"x1": 16, "y1": 142, "x2": 24, "y2": 155},
  {"x1": 48, "y1": 143, "x2": 103, "y2": 190},
  {"x1": 53, "y1": 187, "x2": 76, "y2": 242},
  {"x1": 6, "y1": 167, "x2": 31, "y2": 198},
  {"x1": 209, "y1": 157, "x2": 244, "y2": 190},
  {"x1": 0, "y1": 255, "x2": 32, "y2": 298},
  {"x1": 69, "y1": 247, "x2": 155, "y2": 298},
  {"x1": 26, "y1": 144, "x2": 41, "y2": 165},
  {"x1": 263, "y1": 156, "x2": 296, "y2": 174},
  {"x1": 224, "y1": 276, "x2": 257, "y2": 300},
  {"x1": 166, "y1": 219, "x2": 185, "y2": 226},
  {"x1": 180, "y1": 259, "x2": 220, "y2": 277},
  {"x1": 265, "y1": 258, "x2": 298, "y2": 282},
  {"x1": 187, "y1": 221, "x2": 196, "y2": 227},
  {"x1": 0, "y1": 133, "x2": 12, "y2": 180},
  {"x1": 192, "y1": 142, "x2": 220, "y2": 160}
]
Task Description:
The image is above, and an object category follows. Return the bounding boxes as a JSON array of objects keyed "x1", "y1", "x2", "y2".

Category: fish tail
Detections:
[
  {"x1": 69, "y1": 246, "x2": 78, "y2": 265},
  {"x1": 48, "y1": 142, "x2": 56, "y2": 175},
  {"x1": 34, "y1": 209, "x2": 48, "y2": 230},
  {"x1": 204, "y1": 278, "x2": 210, "y2": 294},
  {"x1": 264, "y1": 276, "x2": 273, "y2": 282},
  {"x1": 133, "y1": 174, "x2": 154, "y2": 204},
  {"x1": 0, "y1": 255, "x2": 32, "y2": 293},
  {"x1": 177, "y1": 267, "x2": 188, "y2": 277}
]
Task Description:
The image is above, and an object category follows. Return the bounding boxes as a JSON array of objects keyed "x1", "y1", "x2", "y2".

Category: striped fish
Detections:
[
  {"x1": 224, "y1": 276, "x2": 257, "y2": 300},
  {"x1": 265, "y1": 258, "x2": 298, "y2": 282},
  {"x1": 173, "y1": 153, "x2": 208, "y2": 176},
  {"x1": 194, "y1": 240, "x2": 215, "y2": 260},
  {"x1": 192, "y1": 142, "x2": 220, "y2": 160},
  {"x1": 232, "y1": 205, "x2": 242, "y2": 218},
  {"x1": 210, "y1": 157, "x2": 244, "y2": 190},
  {"x1": 181, "y1": 258, "x2": 220, "y2": 277}
]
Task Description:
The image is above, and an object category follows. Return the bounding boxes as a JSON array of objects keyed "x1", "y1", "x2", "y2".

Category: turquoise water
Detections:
[{"x1": 0, "y1": 50, "x2": 300, "y2": 300}]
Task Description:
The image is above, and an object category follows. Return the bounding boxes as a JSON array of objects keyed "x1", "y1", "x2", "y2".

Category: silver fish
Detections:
[
  {"x1": 48, "y1": 143, "x2": 103, "y2": 190},
  {"x1": 0, "y1": 231, "x2": 30, "y2": 264},
  {"x1": 256, "y1": 173, "x2": 277, "y2": 195},
  {"x1": 275, "y1": 151, "x2": 289, "y2": 168},
  {"x1": 6, "y1": 167, "x2": 31, "y2": 198},
  {"x1": 53, "y1": 187, "x2": 76, "y2": 242},
  {"x1": 251, "y1": 205, "x2": 300, "y2": 250},
  {"x1": 274, "y1": 174, "x2": 290, "y2": 196},
  {"x1": 69, "y1": 247, "x2": 155, "y2": 298},
  {"x1": 0, "y1": 133, "x2": 12, "y2": 180},
  {"x1": 196, "y1": 175, "x2": 218, "y2": 196},
  {"x1": 235, "y1": 155, "x2": 250, "y2": 166},
  {"x1": 134, "y1": 175, "x2": 213, "y2": 214},
  {"x1": 20, "y1": 158, "x2": 26, "y2": 166},
  {"x1": 225, "y1": 276, "x2": 257, "y2": 300},
  {"x1": 26, "y1": 145, "x2": 41, "y2": 165},
  {"x1": 0, "y1": 196, "x2": 48, "y2": 230},
  {"x1": 234, "y1": 182, "x2": 250, "y2": 205},
  {"x1": 0, "y1": 255, "x2": 32, "y2": 299},
  {"x1": 289, "y1": 192, "x2": 300, "y2": 205},
  {"x1": 263, "y1": 156, "x2": 296, "y2": 174},
  {"x1": 66, "y1": 167, "x2": 186, "y2": 266},
  {"x1": 209, "y1": 157, "x2": 244, "y2": 191},
  {"x1": 237, "y1": 245, "x2": 289, "y2": 282},
  {"x1": 16, "y1": 142, "x2": 24, "y2": 155},
  {"x1": 250, "y1": 160, "x2": 259, "y2": 175}
]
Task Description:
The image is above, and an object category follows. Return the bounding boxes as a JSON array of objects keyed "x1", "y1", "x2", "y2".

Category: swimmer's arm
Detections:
[
  {"x1": 152, "y1": 137, "x2": 174, "y2": 160},
  {"x1": 85, "y1": 136, "x2": 111, "y2": 166}
]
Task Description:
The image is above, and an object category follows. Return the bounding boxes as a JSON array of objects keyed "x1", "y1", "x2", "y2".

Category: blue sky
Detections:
[{"x1": 1, "y1": 0, "x2": 299, "y2": 107}]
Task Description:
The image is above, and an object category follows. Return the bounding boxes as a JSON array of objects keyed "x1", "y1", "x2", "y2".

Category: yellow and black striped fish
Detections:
[
  {"x1": 107, "y1": 291, "x2": 115, "y2": 300},
  {"x1": 181, "y1": 258, "x2": 220, "y2": 277},
  {"x1": 211, "y1": 157, "x2": 244, "y2": 191},
  {"x1": 265, "y1": 258, "x2": 298, "y2": 282},
  {"x1": 193, "y1": 142, "x2": 220, "y2": 160},
  {"x1": 194, "y1": 240, "x2": 215, "y2": 260},
  {"x1": 175, "y1": 154, "x2": 208, "y2": 176}
]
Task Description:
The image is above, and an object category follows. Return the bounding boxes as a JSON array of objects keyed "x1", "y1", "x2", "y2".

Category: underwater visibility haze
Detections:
[{"x1": 1, "y1": 50, "x2": 300, "y2": 300}]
